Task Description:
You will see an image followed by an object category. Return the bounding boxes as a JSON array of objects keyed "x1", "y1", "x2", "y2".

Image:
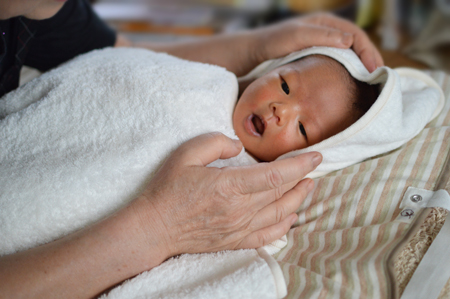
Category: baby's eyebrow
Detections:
[
  {"x1": 285, "y1": 66, "x2": 302, "y2": 79},
  {"x1": 292, "y1": 66, "x2": 302, "y2": 76}
]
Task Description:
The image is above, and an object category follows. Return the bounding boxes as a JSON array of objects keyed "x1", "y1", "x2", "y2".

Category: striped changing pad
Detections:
[{"x1": 274, "y1": 71, "x2": 450, "y2": 299}]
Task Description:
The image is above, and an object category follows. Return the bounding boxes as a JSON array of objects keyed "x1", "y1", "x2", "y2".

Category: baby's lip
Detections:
[{"x1": 244, "y1": 114, "x2": 265, "y2": 137}]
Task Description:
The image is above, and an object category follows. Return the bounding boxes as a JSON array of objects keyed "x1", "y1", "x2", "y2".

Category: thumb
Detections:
[
  {"x1": 176, "y1": 132, "x2": 243, "y2": 166},
  {"x1": 300, "y1": 25, "x2": 353, "y2": 49}
]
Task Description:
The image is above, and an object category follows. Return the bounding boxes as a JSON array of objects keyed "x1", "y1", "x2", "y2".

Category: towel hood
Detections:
[{"x1": 239, "y1": 47, "x2": 445, "y2": 178}]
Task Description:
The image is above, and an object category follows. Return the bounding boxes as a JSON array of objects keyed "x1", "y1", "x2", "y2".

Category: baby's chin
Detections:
[
  {"x1": 243, "y1": 147, "x2": 280, "y2": 163},
  {"x1": 244, "y1": 149, "x2": 264, "y2": 162},
  {"x1": 236, "y1": 133, "x2": 283, "y2": 162}
]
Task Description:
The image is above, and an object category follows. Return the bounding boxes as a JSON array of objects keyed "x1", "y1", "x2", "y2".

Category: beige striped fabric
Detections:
[{"x1": 274, "y1": 71, "x2": 450, "y2": 299}]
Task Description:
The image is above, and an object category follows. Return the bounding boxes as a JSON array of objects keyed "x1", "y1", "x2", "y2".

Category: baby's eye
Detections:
[
  {"x1": 299, "y1": 122, "x2": 307, "y2": 138},
  {"x1": 281, "y1": 80, "x2": 290, "y2": 95}
]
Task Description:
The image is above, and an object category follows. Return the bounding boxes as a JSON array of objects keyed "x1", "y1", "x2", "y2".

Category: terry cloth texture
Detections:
[
  {"x1": 240, "y1": 47, "x2": 445, "y2": 178},
  {"x1": 0, "y1": 48, "x2": 285, "y2": 299},
  {"x1": 102, "y1": 249, "x2": 282, "y2": 299}
]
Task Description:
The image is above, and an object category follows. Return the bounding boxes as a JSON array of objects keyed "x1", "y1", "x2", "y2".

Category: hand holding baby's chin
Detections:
[{"x1": 132, "y1": 132, "x2": 321, "y2": 257}]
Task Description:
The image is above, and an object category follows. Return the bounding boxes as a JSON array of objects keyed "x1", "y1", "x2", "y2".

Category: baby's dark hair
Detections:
[{"x1": 347, "y1": 76, "x2": 380, "y2": 122}]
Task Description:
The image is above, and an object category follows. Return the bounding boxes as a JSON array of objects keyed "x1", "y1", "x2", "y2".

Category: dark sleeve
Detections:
[{"x1": 24, "y1": 0, "x2": 116, "y2": 71}]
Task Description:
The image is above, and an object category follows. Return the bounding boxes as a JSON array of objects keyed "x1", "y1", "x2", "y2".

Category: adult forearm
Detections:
[
  {"x1": 0, "y1": 200, "x2": 168, "y2": 299},
  {"x1": 116, "y1": 13, "x2": 385, "y2": 77},
  {"x1": 120, "y1": 31, "x2": 257, "y2": 77}
]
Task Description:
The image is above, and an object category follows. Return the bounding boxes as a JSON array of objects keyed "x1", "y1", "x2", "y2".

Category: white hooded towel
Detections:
[{"x1": 240, "y1": 47, "x2": 445, "y2": 178}]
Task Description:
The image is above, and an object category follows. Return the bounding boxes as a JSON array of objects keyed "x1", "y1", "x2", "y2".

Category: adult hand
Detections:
[
  {"x1": 0, "y1": 133, "x2": 321, "y2": 299},
  {"x1": 133, "y1": 132, "x2": 322, "y2": 257},
  {"x1": 119, "y1": 13, "x2": 383, "y2": 76},
  {"x1": 252, "y1": 13, "x2": 384, "y2": 73}
]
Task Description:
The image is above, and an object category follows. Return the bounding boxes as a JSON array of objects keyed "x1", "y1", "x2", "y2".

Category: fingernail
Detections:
[
  {"x1": 369, "y1": 58, "x2": 377, "y2": 72},
  {"x1": 312, "y1": 153, "x2": 322, "y2": 168},
  {"x1": 341, "y1": 33, "x2": 352, "y2": 46},
  {"x1": 233, "y1": 139, "x2": 242, "y2": 149},
  {"x1": 291, "y1": 215, "x2": 298, "y2": 225}
]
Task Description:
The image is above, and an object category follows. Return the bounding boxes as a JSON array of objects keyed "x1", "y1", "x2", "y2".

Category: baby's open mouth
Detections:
[{"x1": 251, "y1": 114, "x2": 265, "y2": 135}]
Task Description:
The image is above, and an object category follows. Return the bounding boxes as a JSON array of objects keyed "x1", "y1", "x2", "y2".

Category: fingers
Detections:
[
  {"x1": 227, "y1": 152, "x2": 321, "y2": 195},
  {"x1": 349, "y1": 30, "x2": 384, "y2": 72},
  {"x1": 298, "y1": 24, "x2": 354, "y2": 49},
  {"x1": 355, "y1": 46, "x2": 378, "y2": 72},
  {"x1": 175, "y1": 132, "x2": 243, "y2": 166},
  {"x1": 237, "y1": 213, "x2": 298, "y2": 249},
  {"x1": 236, "y1": 179, "x2": 314, "y2": 249},
  {"x1": 249, "y1": 178, "x2": 313, "y2": 231},
  {"x1": 372, "y1": 46, "x2": 384, "y2": 69},
  {"x1": 303, "y1": 13, "x2": 384, "y2": 72}
]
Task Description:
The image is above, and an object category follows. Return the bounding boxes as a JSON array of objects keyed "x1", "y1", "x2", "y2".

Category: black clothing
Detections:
[{"x1": 0, "y1": 0, "x2": 116, "y2": 97}]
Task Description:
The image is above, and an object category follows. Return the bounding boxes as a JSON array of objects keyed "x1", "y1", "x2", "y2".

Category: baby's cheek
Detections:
[
  {"x1": 273, "y1": 130, "x2": 292, "y2": 147},
  {"x1": 271, "y1": 130, "x2": 301, "y2": 154}
]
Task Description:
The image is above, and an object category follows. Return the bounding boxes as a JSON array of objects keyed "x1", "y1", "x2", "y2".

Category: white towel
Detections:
[
  {"x1": 240, "y1": 47, "x2": 445, "y2": 178},
  {"x1": 1, "y1": 46, "x2": 443, "y2": 299},
  {"x1": 0, "y1": 48, "x2": 285, "y2": 299},
  {"x1": 103, "y1": 249, "x2": 284, "y2": 299}
]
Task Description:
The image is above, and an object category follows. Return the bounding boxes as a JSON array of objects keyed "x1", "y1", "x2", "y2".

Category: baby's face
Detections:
[{"x1": 233, "y1": 55, "x2": 354, "y2": 161}]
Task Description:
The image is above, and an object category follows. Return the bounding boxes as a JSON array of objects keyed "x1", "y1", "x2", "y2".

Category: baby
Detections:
[
  {"x1": 0, "y1": 46, "x2": 442, "y2": 260},
  {"x1": 233, "y1": 54, "x2": 379, "y2": 162},
  {"x1": 0, "y1": 47, "x2": 442, "y2": 299}
]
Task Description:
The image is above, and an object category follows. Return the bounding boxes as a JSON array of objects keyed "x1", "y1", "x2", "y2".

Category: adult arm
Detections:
[
  {"x1": 0, "y1": 133, "x2": 321, "y2": 299},
  {"x1": 115, "y1": 13, "x2": 384, "y2": 76}
]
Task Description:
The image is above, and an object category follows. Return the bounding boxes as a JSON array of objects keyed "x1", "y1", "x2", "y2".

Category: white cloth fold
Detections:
[
  {"x1": 240, "y1": 47, "x2": 445, "y2": 178},
  {"x1": 0, "y1": 48, "x2": 285, "y2": 299},
  {"x1": 102, "y1": 249, "x2": 284, "y2": 299}
]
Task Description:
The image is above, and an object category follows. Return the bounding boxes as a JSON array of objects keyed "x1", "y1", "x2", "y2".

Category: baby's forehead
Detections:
[
  {"x1": 286, "y1": 54, "x2": 347, "y2": 74},
  {"x1": 277, "y1": 54, "x2": 351, "y2": 88}
]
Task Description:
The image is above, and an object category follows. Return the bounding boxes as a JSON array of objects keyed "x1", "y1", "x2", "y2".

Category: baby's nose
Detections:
[{"x1": 271, "y1": 103, "x2": 293, "y2": 126}]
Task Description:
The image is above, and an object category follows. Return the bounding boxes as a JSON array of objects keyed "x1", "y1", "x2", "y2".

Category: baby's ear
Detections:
[{"x1": 237, "y1": 78, "x2": 255, "y2": 97}]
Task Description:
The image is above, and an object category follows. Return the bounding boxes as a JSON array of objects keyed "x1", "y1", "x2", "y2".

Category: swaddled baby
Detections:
[
  {"x1": 234, "y1": 54, "x2": 379, "y2": 162},
  {"x1": 0, "y1": 46, "x2": 443, "y2": 258},
  {"x1": 237, "y1": 46, "x2": 443, "y2": 177}
]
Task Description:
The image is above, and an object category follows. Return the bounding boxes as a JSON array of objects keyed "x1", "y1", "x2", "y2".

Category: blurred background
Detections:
[
  {"x1": 32, "y1": 1, "x2": 429, "y2": 74},
  {"x1": 90, "y1": 0, "x2": 450, "y2": 72}
]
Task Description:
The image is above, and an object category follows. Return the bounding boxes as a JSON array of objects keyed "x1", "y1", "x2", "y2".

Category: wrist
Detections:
[
  {"x1": 247, "y1": 28, "x2": 266, "y2": 67},
  {"x1": 128, "y1": 196, "x2": 175, "y2": 263},
  {"x1": 0, "y1": 198, "x2": 172, "y2": 299},
  {"x1": 225, "y1": 29, "x2": 262, "y2": 77}
]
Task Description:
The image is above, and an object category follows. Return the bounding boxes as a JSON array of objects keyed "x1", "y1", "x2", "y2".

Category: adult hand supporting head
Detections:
[
  {"x1": 123, "y1": 13, "x2": 383, "y2": 77},
  {"x1": 250, "y1": 13, "x2": 384, "y2": 73},
  {"x1": 133, "y1": 132, "x2": 322, "y2": 258}
]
